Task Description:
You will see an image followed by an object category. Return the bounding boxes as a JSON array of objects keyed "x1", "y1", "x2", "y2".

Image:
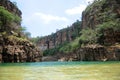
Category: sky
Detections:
[{"x1": 10, "y1": 0, "x2": 94, "y2": 37}]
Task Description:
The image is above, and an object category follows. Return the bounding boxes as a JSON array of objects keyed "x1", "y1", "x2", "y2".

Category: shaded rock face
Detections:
[
  {"x1": 103, "y1": 29, "x2": 120, "y2": 45},
  {"x1": 78, "y1": 46, "x2": 120, "y2": 61},
  {"x1": 0, "y1": 0, "x2": 42, "y2": 63}
]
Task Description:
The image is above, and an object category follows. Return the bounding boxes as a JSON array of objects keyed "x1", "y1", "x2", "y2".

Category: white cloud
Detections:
[
  {"x1": 34, "y1": 12, "x2": 68, "y2": 23},
  {"x1": 65, "y1": 5, "x2": 86, "y2": 15}
]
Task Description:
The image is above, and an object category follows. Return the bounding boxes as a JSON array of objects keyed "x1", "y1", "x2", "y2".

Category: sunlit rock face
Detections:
[{"x1": 0, "y1": 0, "x2": 42, "y2": 63}]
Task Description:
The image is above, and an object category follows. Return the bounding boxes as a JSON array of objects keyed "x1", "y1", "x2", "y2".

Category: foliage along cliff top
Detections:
[{"x1": 0, "y1": 0, "x2": 22, "y2": 17}]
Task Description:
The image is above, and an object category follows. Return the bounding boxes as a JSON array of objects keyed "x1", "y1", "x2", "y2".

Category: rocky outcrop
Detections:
[
  {"x1": 0, "y1": 37, "x2": 42, "y2": 63},
  {"x1": 0, "y1": 0, "x2": 42, "y2": 63}
]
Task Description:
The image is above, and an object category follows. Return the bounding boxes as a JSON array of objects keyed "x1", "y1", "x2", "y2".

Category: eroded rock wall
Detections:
[
  {"x1": 38, "y1": 21, "x2": 81, "y2": 51},
  {"x1": 0, "y1": 0, "x2": 42, "y2": 63},
  {"x1": 54, "y1": 44, "x2": 120, "y2": 61}
]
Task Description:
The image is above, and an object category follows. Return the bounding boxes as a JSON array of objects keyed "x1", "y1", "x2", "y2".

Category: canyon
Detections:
[
  {"x1": 38, "y1": 0, "x2": 120, "y2": 61},
  {"x1": 0, "y1": 0, "x2": 120, "y2": 63}
]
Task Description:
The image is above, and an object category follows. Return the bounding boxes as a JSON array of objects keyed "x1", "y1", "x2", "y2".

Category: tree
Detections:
[
  {"x1": 72, "y1": 20, "x2": 82, "y2": 37},
  {"x1": 24, "y1": 32, "x2": 31, "y2": 38},
  {"x1": 79, "y1": 28, "x2": 98, "y2": 44},
  {"x1": 0, "y1": 6, "x2": 21, "y2": 31}
]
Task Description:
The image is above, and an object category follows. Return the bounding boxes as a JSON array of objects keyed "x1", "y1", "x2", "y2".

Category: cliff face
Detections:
[
  {"x1": 82, "y1": 0, "x2": 120, "y2": 45},
  {"x1": 82, "y1": 0, "x2": 120, "y2": 28},
  {"x1": 64, "y1": 0, "x2": 120, "y2": 61},
  {"x1": 38, "y1": 20, "x2": 81, "y2": 51},
  {"x1": 38, "y1": 29, "x2": 72, "y2": 50},
  {"x1": 0, "y1": 0, "x2": 42, "y2": 63},
  {"x1": 41, "y1": 0, "x2": 120, "y2": 61}
]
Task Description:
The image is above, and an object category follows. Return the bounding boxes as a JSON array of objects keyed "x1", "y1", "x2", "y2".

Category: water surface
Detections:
[{"x1": 0, "y1": 61, "x2": 120, "y2": 80}]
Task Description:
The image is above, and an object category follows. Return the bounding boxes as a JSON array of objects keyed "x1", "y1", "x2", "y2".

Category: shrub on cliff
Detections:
[
  {"x1": 59, "y1": 37, "x2": 81, "y2": 53},
  {"x1": 85, "y1": 0, "x2": 106, "y2": 13},
  {"x1": 79, "y1": 28, "x2": 99, "y2": 45},
  {"x1": 43, "y1": 48, "x2": 57, "y2": 56},
  {"x1": 96, "y1": 18, "x2": 120, "y2": 32},
  {"x1": 0, "y1": 6, "x2": 21, "y2": 26}
]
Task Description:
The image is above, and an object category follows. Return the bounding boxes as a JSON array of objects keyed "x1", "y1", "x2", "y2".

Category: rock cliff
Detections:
[
  {"x1": 38, "y1": 20, "x2": 81, "y2": 51},
  {"x1": 0, "y1": 0, "x2": 42, "y2": 63},
  {"x1": 82, "y1": 0, "x2": 120, "y2": 45},
  {"x1": 39, "y1": 0, "x2": 120, "y2": 61}
]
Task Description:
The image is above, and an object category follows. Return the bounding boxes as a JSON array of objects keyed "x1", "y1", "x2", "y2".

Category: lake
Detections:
[{"x1": 0, "y1": 61, "x2": 120, "y2": 80}]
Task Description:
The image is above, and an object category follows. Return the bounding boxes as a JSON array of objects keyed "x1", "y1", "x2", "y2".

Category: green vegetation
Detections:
[
  {"x1": 16, "y1": 26, "x2": 31, "y2": 39},
  {"x1": 41, "y1": 0, "x2": 120, "y2": 56},
  {"x1": 85, "y1": 0, "x2": 106, "y2": 13},
  {"x1": 41, "y1": 20, "x2": 82, "y2": 55},
  {"x1": 71, "y1": 20, "x2": 82, "y2": 38},
  {"x1": 59, "y1": 38, "x2": 80, "y2": 53},
  {"x1": 0, "y1": 6, "x2": 33, "y2": 44},
  {"x1": 8, "y1": 35, "x2": 28, "y2": 42},
  {"x1": 79, "y1": 28, "x2": 98, "y2": 44},
  {"x1": 0, "y1": 6, "x2": 14, "y2": 24},
  {"x1": 43, "y1": 47, "x2": 58, "y2": 56},
  {"x1": 31, "y1": 36, "x2": 42, "y2": 44},
  {"x1": 17, "y1": 26, "x2": 26, "y2": 33},
  {"x1": 43, "y1": 20, "x2": 120, "y2": 56},
  {"x1": 96, "y1": 16, "x2": 120, "y2": 32},
  {"x1": 0, "y1": 6, "x2": 21, "y2": 27},
  {"x1": 43, "y1": 42, "x2": 67, "y2": 56},
  {"x1": 0, "y1": 6, "x2": 22, "y2": 41}
]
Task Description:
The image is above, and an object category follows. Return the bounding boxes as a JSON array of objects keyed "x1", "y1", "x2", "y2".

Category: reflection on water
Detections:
[{"x1": 0, "y1": 62, "x2": 120, "y2": 80}]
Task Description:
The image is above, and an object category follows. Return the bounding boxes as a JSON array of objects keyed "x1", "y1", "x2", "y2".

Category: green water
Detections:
[{"x1": 0, "y1": 61, "x2": 120, "y2": 80}]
